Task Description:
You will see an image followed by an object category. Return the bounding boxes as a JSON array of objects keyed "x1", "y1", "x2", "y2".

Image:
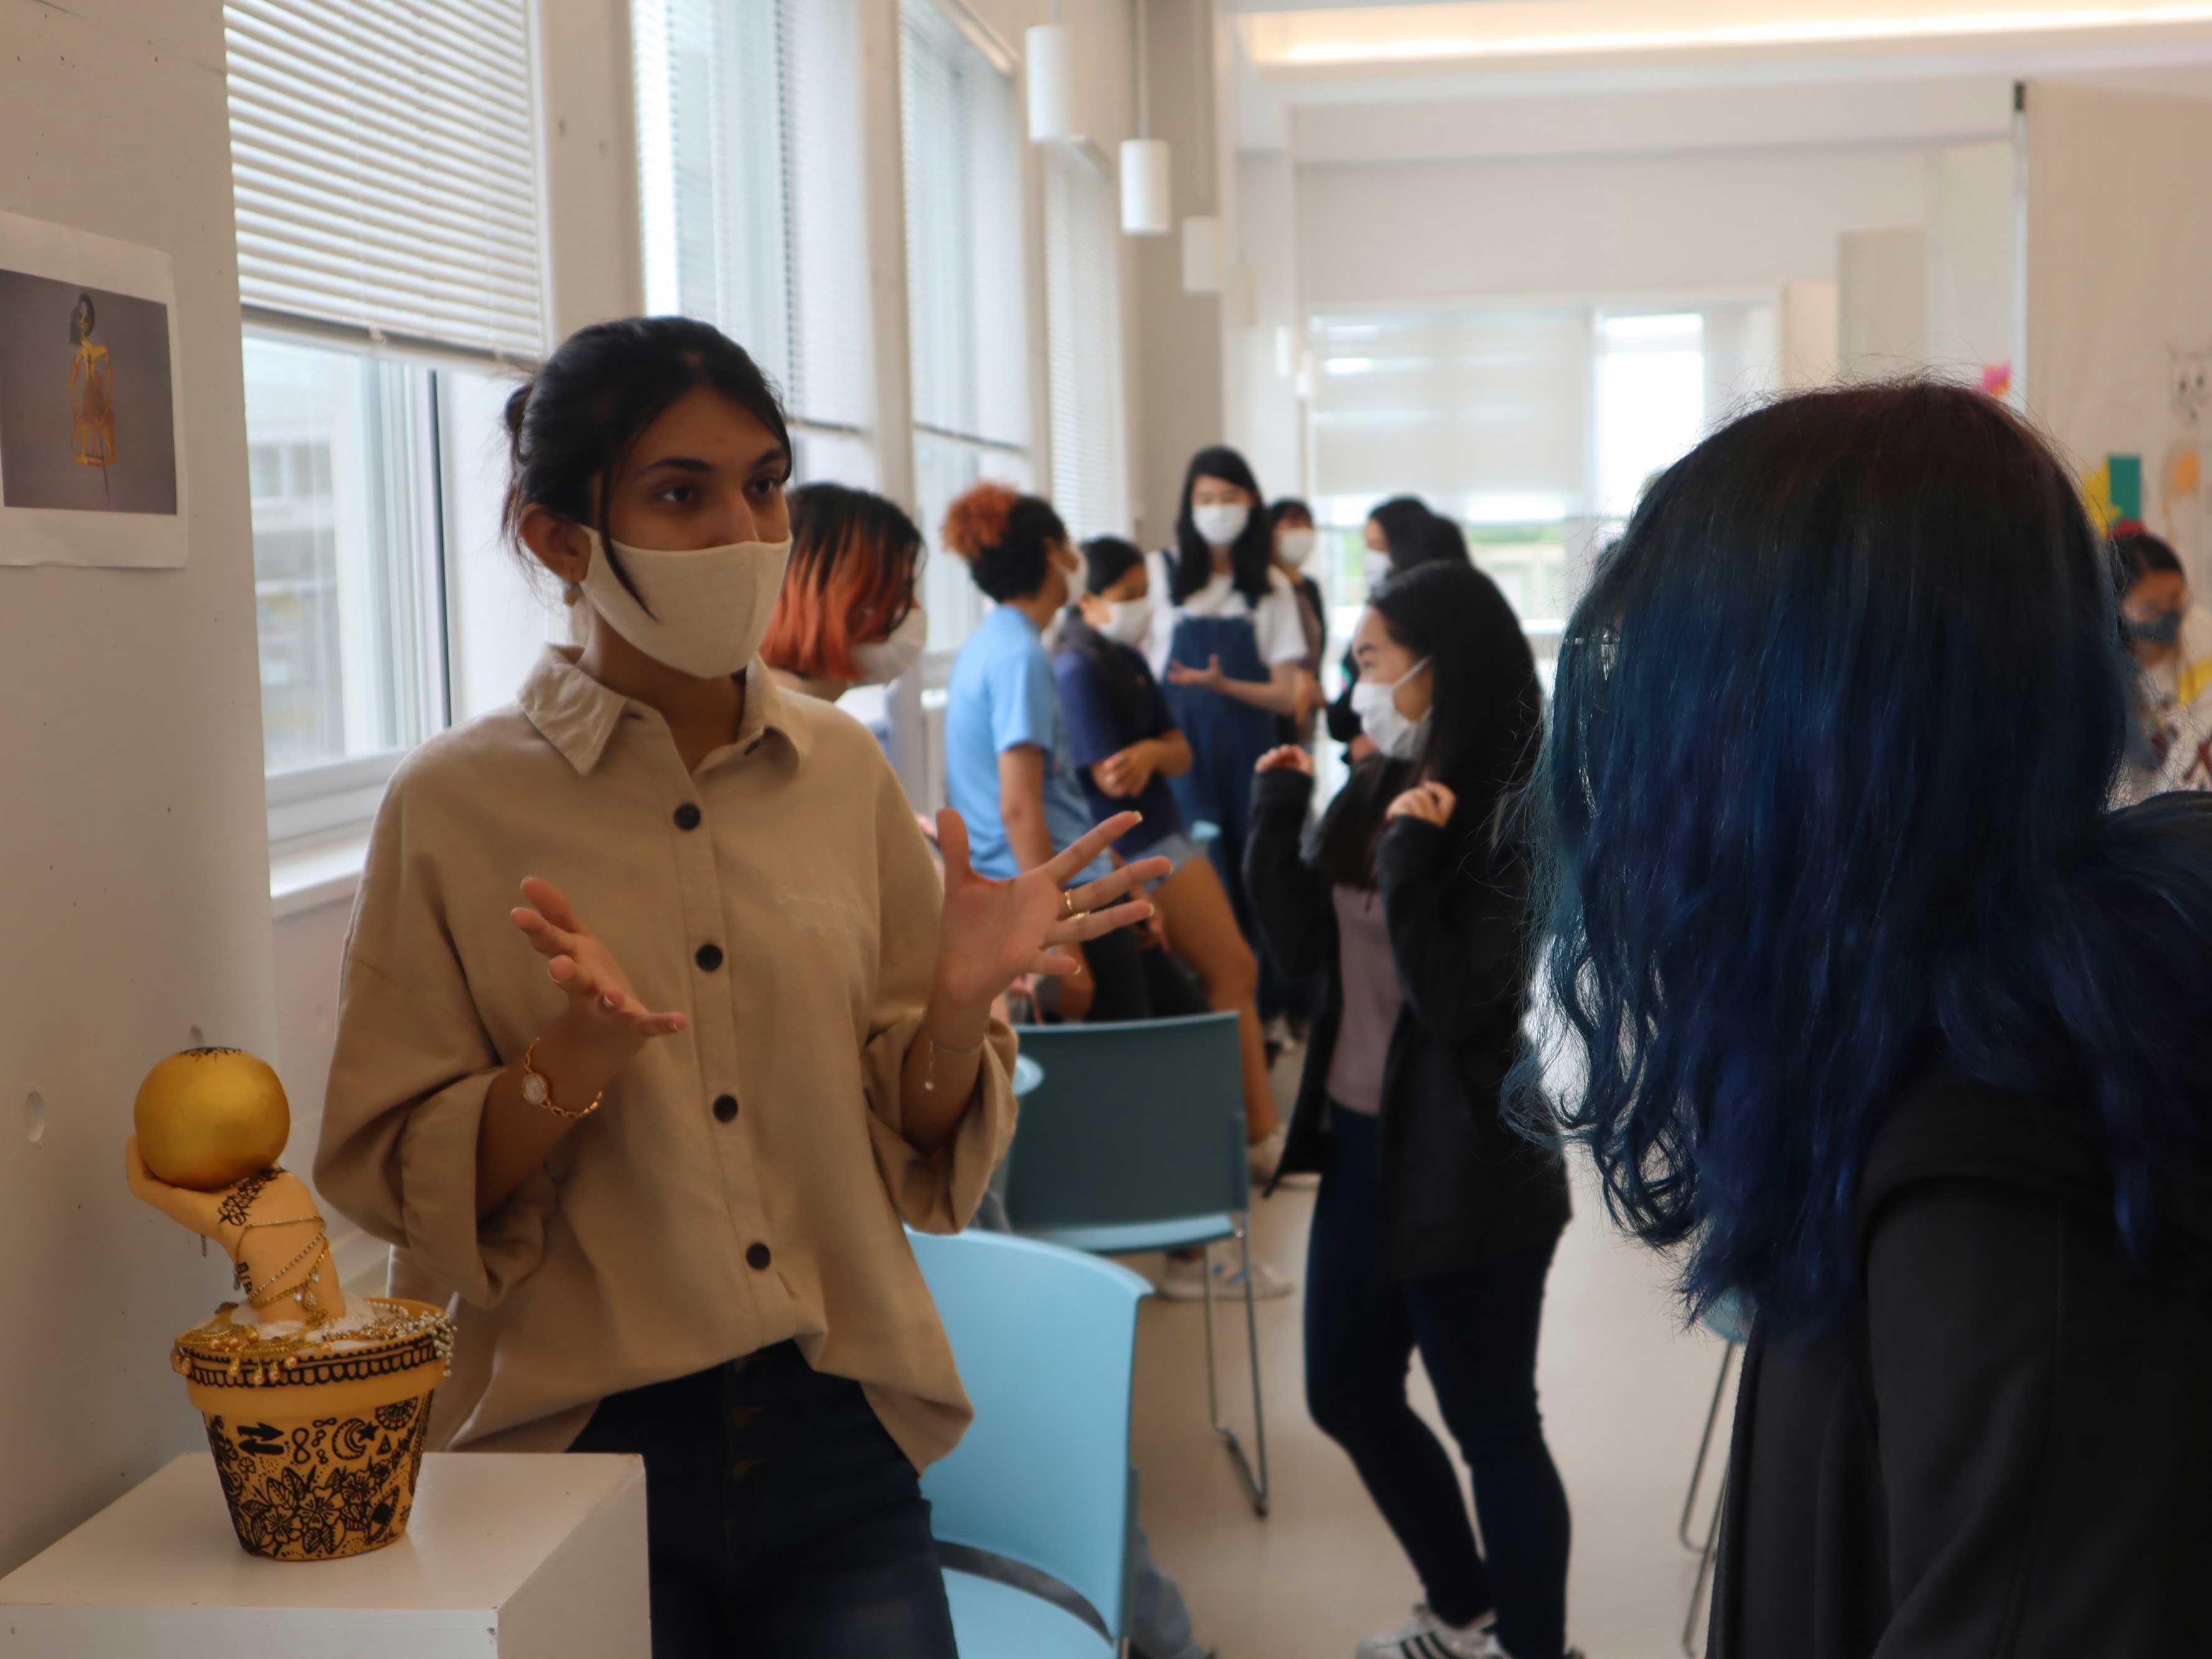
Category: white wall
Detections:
[
  {"x1": 1838, "y1": 225, "x2": 1931, "y2": 379},
  {"x1": 0, "y1": 0, "x2": 278, "y2": 1574},
  {"x1": 1298, "y1": 142, "x2": 1936, "y2": 308},
  {"x1": 1232, "y1": 149, "x2": 1307, "y2": 499},
  {"x1": 1926, "y1": 138, "x2": 2017, "y2": 379}
]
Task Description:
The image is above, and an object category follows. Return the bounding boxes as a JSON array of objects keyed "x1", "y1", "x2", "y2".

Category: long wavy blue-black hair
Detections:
[{"x1": 1524, "y1": 380, "x2": 2212, "y2": 1336}]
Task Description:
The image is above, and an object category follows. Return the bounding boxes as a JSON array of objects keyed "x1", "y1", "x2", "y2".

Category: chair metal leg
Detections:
[
  {"x1": 1678, "y1": 1343, "x2": 1739, "y2": 1551},
  {"x1": 1678, "y1": 1343, "x2": 1739, "y2": 1656},
  {"x1": 1205, "y1": 1222, "x2": 1270, "y2": 1517},
  {"x1": 1681, "y1": 1460, "x2": 1726, "y2": 1657}
]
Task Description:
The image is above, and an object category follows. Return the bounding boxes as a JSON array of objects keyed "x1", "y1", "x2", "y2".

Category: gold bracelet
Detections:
[
  {"x1": 919, "y1": 1031, "x2": 985, "y2": 1095},
  {"x1": 519, "y1": 1038, "x2": 603, "y2": 1120}
]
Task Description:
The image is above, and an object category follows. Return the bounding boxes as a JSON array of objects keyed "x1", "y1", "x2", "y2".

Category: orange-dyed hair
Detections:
[{"x1": 761, "y1": 483, "x2": 924, "y2": 680}]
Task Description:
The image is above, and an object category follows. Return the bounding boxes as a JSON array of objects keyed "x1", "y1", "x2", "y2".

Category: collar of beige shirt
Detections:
[{"x1": 517, "y1": 646, "x2": 816, "y2": 775}]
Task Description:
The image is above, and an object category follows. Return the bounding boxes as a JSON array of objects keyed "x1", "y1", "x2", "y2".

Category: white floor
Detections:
[{"x1": 1123, "y1": 1059, "x2": 1739, "y2": 1659}]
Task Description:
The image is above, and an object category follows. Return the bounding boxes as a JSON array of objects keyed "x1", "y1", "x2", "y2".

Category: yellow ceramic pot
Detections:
[
  {"x1": 135, "y1": 1047, "x2": 291, "y2": 1192},
  {"x1": 173, "y1": 1297, "x2": 455, "y2": 1562}
]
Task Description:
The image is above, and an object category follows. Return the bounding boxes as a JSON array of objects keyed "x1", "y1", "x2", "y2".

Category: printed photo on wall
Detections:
[
  {"x1": 0, "y1": 269, "x2": 179, "y2": 515},
  {"x1": 0, "y1": 207, "x2": 188, "y2": 568}
]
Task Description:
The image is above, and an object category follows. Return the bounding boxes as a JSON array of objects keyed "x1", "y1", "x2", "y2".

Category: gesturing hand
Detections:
[
  {"x1": 1094, "y1": 740, "x2": 1158, "y2": 800},
  {"x1": 510, "y1": 877, "x2": 689, "y2": 1057},
  {"x1": 1255, "y1": 745, "x2": 1315, "y2": 777},
  {"x1": 1386, "y1": 780, "x2": 1458, "y2": 827},
  {"x1": 933, "y1": 810, "x2": 1173, "y2": 1011},
  {"x1": 1165, "y1": 655, "x2": 1229, "y2": 693}
]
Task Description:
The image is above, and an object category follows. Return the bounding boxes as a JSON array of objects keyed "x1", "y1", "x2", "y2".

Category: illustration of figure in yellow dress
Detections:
[{"x1": 68, "y1": 291, "x2": 116, "y2": 477}]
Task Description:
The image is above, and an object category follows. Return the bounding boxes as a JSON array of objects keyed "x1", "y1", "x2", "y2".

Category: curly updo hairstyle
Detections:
[{"x1": 940, "y1": 481, "x2": 1069, "y2": 603}]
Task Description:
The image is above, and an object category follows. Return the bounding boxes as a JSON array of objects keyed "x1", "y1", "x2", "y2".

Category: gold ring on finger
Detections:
[{"x1": 1062, "y1": 889, "x2": 1081, "y2": 919}]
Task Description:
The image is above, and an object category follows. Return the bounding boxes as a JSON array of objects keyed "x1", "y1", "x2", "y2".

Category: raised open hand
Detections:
[
  {"x1": 1165, "y1": 655, "x2": 1228, "y2": 693},
  {"x1": 933, "y1": 810, "x2": 1171, "y2": 1011},
  {"x1": 510, "y1": 877, "x2": 689, "y2": 1054}
]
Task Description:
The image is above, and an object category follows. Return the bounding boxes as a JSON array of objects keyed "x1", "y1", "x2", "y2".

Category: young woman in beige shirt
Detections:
[{"x1": 246, "y1": 318, "x2": 1161, "y2": 1656}]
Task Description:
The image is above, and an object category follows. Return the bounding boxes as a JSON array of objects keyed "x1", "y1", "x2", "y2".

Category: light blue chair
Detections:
[
  {"x1": 1001, "y1": 1013, "x2": 1270, "y2": 1516},
  {"x1": 910, "y1": 1228, "x2": 1151, "y2": 1658}
]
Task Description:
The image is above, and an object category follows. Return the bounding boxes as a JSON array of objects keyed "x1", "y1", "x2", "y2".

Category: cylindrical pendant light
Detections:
[
  {"x1": 1122, "y1": 138, "x2": 1171, "y2": 235},
  {"x1": 1026, "y1": 24, "x2": 1074, "y2": 143},
  {"x1": 1181, "y1": 214, "x2": 1223, "y2": 293},
  {"x1": 1122, "y1": 0, "x2": 1171, "y2": 235}
]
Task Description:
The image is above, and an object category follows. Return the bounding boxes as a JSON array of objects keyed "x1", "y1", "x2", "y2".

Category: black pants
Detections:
[
  {"x1": 1305, "y1": 1104, "x2": 1571, "y2": 1659},
  {"x1": 1083, "y1": 923, "x2": 1210, "y2": 1024},
  {"x1": 569, "y1": 1343, "x2": 957, "y2": 1659}
]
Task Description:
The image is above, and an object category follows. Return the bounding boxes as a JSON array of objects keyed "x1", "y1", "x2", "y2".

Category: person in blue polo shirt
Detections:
[{"x1": 941, "y1": 481, "x2": 1161, "y2": 1020}]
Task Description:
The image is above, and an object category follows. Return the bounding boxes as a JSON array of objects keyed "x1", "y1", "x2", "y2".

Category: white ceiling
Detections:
[{"x1": 1226, "y1": 0, "x2": 2212, "y2": 156}]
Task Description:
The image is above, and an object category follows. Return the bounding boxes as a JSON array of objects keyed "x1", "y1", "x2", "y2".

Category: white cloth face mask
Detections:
[
  {"x1": 1363, "y1": 550, "x2": 1394, "y2": 591},
  {"x1": 1105, "y1": 597, "x2": 1155, "y2": 648},
  {"x1": 1193, "y1": 502, "x2": 1250, "y2": 547},
  {"x1": 1277, "y1": 527, "x2": 1316, "y2": 569},
  {"x1": 850, "y1": 606, "x2": 928, "y2": 686},
  {"x1": 580, "y1": 527, "x2": 792, "y2": 680},
  {"x1": 1350, "y1": 658, "x2": 1432, "y2": 760}
]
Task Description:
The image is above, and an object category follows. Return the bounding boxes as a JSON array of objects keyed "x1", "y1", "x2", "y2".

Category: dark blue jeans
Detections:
[
  {"x1": 1305, "y1": 1104, "x2": 1571, "y2": 1659},
  {"x1": 569, "y1": 1342, "x2": 957, "y2": 1659}
]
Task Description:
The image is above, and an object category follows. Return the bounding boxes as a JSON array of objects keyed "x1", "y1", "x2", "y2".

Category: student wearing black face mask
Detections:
[{"x1": 2115, "y1": 521, "x2": 2212, "y2": 798}]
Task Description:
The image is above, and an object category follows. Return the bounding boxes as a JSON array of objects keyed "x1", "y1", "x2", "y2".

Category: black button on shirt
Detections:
[
  {"x1": 696, "y1": 943, "x2": 724, "y2": 972},
  {"x1": 746, "y1": 1243, "x2": 773, "y2": 1272},
  {"x1": 712, "y1": 1094, "x2": 739, "y2": 1123},
  {"x1": 673, "y1": 803, "x2": 702, "y2": 831}
]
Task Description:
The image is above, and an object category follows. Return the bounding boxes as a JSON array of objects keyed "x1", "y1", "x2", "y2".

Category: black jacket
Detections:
[
  {"x1": 1244, "y1": 767, "x2": 1570, "y2": 1275},
  {"x1": 1713, "y1": 1075, "x2": 2212, "y2": 1657}
]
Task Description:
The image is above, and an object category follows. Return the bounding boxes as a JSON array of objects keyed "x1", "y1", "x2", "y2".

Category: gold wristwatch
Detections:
[{"x1": 519, "y1": 1039, "x2": 603, "y2": 1120}]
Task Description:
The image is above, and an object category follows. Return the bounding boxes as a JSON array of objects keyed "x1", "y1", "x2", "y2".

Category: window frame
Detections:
[
  {"x1": 900, "y1": 0, "x2": 1034, "y2": 664},
  {"x1": 245, "y1": 319, "x2": 542, "y2": 857}
]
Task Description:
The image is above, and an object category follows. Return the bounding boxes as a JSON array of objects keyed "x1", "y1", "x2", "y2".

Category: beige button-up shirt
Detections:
[{"x1": 315, "y1": 648, "x2": 1016, "y2": 1468}]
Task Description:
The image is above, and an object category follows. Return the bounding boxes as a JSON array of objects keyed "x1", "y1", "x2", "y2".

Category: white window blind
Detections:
[
  {"x1": 1044, "y1": 147, "x2": 1130, "y2": 542},
  {"x1": 635, "y1": 0, "x2": 872, "y2": 480},
  {"x1": 900, "y1": 0, "x2": 1028, "y2": 453},
  {"x1": 900, "y1": 0, "x2": 1030, "y2": 647},
  {"x1": 224, "y1": 0, "x2": 547, "y2": 360}
]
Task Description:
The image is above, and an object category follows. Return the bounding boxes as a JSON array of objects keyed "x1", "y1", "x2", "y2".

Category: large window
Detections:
[
  {"x1": 1044, "y1": 146, "x2": 1131, "y2": 543},
  {"x1": 900, "y1": 0, "x2": 1031, "y2": 649},
  {"x1": 1307, "y1": 298, "x2": 1779, "y2": 639},
  {"x1": 243, "y1": 336, "x2": 532, "y2": 839},
  {"x1": 635, "y1": 0, "x2": 875, "y2": 485},
  {"x1": 225, "y1": 0, "x2": 551, "y2": 824}
]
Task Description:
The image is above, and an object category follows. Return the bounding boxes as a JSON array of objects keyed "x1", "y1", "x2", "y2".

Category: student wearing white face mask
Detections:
[
  {"x1": 1057, "y1": 536, "x2": 1292, "y2": 1227},
  {"x1": 1150, "y1": 445, "x2": 1316, "y2": 1095},
  {"x1": 308, "y1": 319, "x2": 1165, "y2": 1659},
  {"x1": 1247, "y1": 560, "x2": 1578, "y2": 1659},
  {"x1": 1269, "y1": 498, "x2": 1329, "y2": 749},
  {"x1": 762, "y1": 482, "x2": 929, "y2": 709}
]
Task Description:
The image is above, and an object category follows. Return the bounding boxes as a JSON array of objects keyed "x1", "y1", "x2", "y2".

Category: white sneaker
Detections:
[
  {"x1": 1156, "y1": 1244, "x2": 1297, "y2": 1302},
  {"x1": 1355, "y1": 1605, "x2": 1495, "y2": 1659}
]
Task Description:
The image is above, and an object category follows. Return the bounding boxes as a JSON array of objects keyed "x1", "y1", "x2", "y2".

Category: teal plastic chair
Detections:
[
  {"x1": 1002, "y1": 1013, "x2": 1270, "y2": 1516},
  {"x1": 911, "y1": 1229, "x2": 1150, "y2": 1658}
]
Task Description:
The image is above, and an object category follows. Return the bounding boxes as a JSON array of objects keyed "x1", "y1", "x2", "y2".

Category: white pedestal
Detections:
[{"x1": 0, "y1": 1452, "x2": 648, "y2": 1658}]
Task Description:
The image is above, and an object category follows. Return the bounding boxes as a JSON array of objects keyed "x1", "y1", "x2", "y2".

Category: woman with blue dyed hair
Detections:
[{"x1": 1529, "y1": 382, "x2": 2212, "y2": 1656}]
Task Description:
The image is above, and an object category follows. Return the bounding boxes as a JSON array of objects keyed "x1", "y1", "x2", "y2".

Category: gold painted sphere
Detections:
[{"x1": 134, "y1": 1048, "x2": 291, "y2": 1191}]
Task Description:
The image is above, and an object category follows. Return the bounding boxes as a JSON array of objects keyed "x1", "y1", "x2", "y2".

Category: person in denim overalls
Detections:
[{"x1": 1148, "y1": 447, "x2": 1315, "y2": 1102}]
